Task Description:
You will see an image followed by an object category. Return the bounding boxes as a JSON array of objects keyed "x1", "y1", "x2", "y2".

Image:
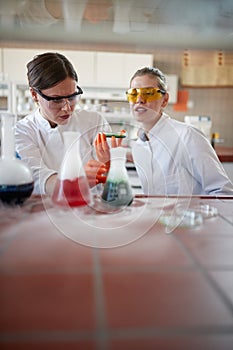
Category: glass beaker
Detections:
[
  {"x1": 52, "y1": 131, "x2": 92, "y2": 208},
  {"x1": 0, "y1": 112, "x2": 34, "y2": 205},
  {"x1": 101, "y1": 147, "x2": 133, "y2": 207}
]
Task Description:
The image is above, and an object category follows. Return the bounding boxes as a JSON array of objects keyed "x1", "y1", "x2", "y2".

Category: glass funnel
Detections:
[
  {"x1": 101, "y1": 147, "x2": 133, "y2": 207},
  {"x1": 0, "y1": 112, "x2": 34, "y2": 205},
  {"x1": 52, "y1": 131, "x2": 92, "y2": 208}
]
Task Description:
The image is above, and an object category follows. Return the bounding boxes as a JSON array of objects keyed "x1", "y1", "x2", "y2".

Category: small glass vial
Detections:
[
  {"x1": 52, "y1": 131, "x2": 92, "y2": 208},
  {"x1": 101, "y1": 147, "x2": 133, "y2": 207},
  {"x1": 211, "y1": 132, "x2": 219, "y2": 149}
]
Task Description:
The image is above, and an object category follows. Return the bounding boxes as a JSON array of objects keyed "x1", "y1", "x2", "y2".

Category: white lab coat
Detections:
[
  {"x1": 15, "y1": 108, "x2": 111, "y2": 194},
  {"x1": 132, "y1": 113, "x2": 233, "y2": 195}
]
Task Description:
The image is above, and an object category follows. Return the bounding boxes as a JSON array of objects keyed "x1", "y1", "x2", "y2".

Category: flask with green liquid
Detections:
[{"x1": 101, "y1": 147, "x2": 133, "y2": 207}]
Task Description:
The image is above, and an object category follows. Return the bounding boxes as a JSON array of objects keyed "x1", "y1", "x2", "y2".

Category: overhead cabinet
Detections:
[
  {"x1": 96, "y1": 52, "x2": 153, "y2": 88},
  {"x1": 2, "y1": 48, "x2": 96, "y2": 86},
  {"x1": 1, "y1": 48, "x2": 153, "y2": 88},
  {"x1": 3, "y1": 48, "x2": 45, "y2": 84},
  {"x1": 1, "y1": 48, "x2": 178, "y2": 116},
  {"x1": 57, "y1": 50, "x2": 96, "y2": 87},
  {"x1": 0, "y1": 48, "x2": 155, "y2": 114}
]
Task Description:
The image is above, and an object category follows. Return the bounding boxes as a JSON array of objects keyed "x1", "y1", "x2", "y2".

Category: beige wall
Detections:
[
  {"x1": 166, "y1": 88, "x2": 233, "y2": 147},
  {"x1": 151, "y1": 49, "x2": 233, "y2": 147}
]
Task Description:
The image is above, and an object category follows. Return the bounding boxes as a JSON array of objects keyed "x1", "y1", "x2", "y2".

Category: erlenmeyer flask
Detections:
[
  {"x1": 101, "y1": 147, "x2": 133, "y2": 207},
  {"x1": 52, "y1": 131, "x2": 92, "y2": 207},
  {"x1": 0, "y1": 112, "x2": 34, "y2": 205}
]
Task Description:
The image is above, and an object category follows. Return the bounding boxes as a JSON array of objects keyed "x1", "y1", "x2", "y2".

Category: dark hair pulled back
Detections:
[{"x1": 27, "y1": 52, "x2": 78, "y2": 90}]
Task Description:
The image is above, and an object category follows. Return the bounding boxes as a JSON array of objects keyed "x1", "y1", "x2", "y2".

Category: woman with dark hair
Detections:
[{"x1": 15, "y1": 52, "x2": 111, "y2": 195}]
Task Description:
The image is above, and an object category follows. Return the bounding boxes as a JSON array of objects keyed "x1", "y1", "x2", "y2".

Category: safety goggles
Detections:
[
  {"x1": 35, "y1": 85, "x2": 83, "y2": 109},
  {"x1": 126, "y1": 87, "x2": 166, "y2": 103}
]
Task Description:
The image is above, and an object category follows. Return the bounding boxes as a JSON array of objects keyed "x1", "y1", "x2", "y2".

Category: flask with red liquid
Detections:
[{"x1": 52, "y1": 131, "x2": 92, "y2": 208}]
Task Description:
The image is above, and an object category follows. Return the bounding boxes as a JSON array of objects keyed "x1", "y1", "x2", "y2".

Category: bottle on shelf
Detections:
[
  {"x1": 101, "y1": 100, "x2": 109, "y2": 113},
  {"x1": 211, "y1": 132, "x2": 224, "y2": 149},
  {"x1": 83, "y1": 99, "x2": 92, "y2": 111}
]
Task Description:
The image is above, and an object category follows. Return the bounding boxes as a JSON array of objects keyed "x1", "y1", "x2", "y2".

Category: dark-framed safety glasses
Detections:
[
  {"x1": 35, "y1": 85, "x2": 83, "y2": 109},
  {"x1": 126, "y1": 87, "x2": 166, "y2": 103}
]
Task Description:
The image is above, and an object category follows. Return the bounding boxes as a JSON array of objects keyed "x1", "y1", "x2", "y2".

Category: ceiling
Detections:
[{"x1": 0, "y1": 0, "x2": 233, "y2": 52}]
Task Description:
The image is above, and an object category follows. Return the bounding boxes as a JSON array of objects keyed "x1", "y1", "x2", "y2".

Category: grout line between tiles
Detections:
[
  {"x1": 92, "y1": 248, "x2": 108, "y2": 350},
  {"x1": 95, "y1": 265, "x2": 196, "y2": 274},
  {"x1": 0, "y1": 267, "x2": 93, "y2": 275},
  {"x1": 1, "y1": 324, "x2": 233, "y2": 344},
  {"x1": 106, "y1": 324, "x2": 233, "y2": 338},
  {"x1": 173, "y1": 234, "x2": 233, "y2": 316},
  {"x1": 0, "y1": 330, "x2": 96, "y2": 343},
  {"x1": 218, "y1": 213, "x2": 233, "y2": 227}
]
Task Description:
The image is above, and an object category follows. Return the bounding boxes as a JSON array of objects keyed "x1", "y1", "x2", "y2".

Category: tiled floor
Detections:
[{"x1": 0, "y1": 196, "x2": 233, "y2": 349}]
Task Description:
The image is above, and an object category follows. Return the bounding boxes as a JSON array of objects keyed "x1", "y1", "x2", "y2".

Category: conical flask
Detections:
[
  {"x1": 52, "y1": 131, "x2": 92, "y2": 207},
  {"x1": 101, "y1": 147, "x2": 133, "y2": 207},
  {"x1": 0, "y1": 112, "x2": 34, "y2": 205}
]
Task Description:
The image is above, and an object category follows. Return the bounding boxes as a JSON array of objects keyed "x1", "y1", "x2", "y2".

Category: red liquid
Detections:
[{"x1": 52, "y1": 177, "x2": 91, "y2": 207}]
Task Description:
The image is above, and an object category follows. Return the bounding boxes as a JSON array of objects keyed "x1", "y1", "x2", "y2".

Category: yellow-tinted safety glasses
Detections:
[{"x1": 126, "y1": 87, "x2": 166, "y2": 103}]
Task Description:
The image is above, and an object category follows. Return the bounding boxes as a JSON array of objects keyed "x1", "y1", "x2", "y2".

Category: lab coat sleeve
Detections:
[
  {"x1": 185, "y1": 127, "x2": 233, "y2": 195},
  {"x1": 15, "y1": 122, "x2": 57, "y2": 195}
]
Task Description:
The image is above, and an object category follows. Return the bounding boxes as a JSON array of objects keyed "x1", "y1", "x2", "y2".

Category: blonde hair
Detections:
[{"x1": 130, "y1": 67, "x2": 167, "y2": 91}]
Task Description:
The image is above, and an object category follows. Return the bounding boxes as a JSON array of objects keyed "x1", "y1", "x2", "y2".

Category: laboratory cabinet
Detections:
[
  {"x1": 2, "y1": 48, "x2": 96, "y2": 87},
  {"x1": 1, "y1": 48, "x2": 153, "y2": 89},
  {"x1": 2, "y1": 48, "x2": 45, "y2": 84},
  {"x1": 61, "y1": 50, "x2": 96, "y2": 87},
  {"x1": 96, "y1": 52, "x2": 153, "y2": 88},
  {"x1": 0, "y1": 48, "x2": 178, "y2": 117}
]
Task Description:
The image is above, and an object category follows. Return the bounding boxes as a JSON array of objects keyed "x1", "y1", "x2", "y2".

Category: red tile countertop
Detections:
[
  {"x1": 215, "y1": 146, "x2": 233, "y2": 162},
  {"x1": 0, "y1": 195, "x2": 233, "y2": 349}
]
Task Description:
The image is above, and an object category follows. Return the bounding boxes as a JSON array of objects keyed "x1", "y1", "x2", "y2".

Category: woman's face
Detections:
[
  {"x1": 129, "y1": 74, "x2": 169, "y2": 130},
  {"x1": 31, "y1": 77, "x2": 78, "y2": 127}
]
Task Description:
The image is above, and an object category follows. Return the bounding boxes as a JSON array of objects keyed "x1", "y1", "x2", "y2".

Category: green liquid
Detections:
[
  {"x1": 104, "y1": 133, "x2": 126, "y2": 138},
  {"x1": 101, "y1": 180, "x2": 133, "y2": 207}
]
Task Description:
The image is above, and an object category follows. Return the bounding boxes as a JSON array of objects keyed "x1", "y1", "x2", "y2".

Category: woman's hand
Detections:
[
  {"x1": 94, "y1": 133, "x2": 110, "y2": 165},
  {"x1": 84, "y1": 159, "x2": 108, "y2": 187},
  {"x1": 94, "y1": 130, "x2": 125, "y2": 165}
]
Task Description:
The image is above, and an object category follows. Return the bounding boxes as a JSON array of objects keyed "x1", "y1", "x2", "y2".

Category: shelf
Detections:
[
  {"x1": 82, "y1": 87, "x2": 127, "y2": 101},
  {"x1": 0, "y1": 81, "x2": 12, "y2": 112}
]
